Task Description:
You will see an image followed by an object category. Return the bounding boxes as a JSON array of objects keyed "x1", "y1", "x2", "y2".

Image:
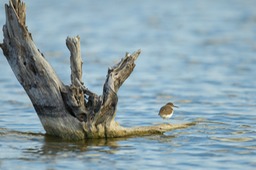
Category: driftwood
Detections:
[{"x1": 0, "y1": 0, "x2": 195, "y2": 140}]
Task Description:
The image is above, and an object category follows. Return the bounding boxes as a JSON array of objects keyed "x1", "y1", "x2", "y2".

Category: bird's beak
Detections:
[{"x1": 174, "y1": 105, "x2": 179, "y2": 108}]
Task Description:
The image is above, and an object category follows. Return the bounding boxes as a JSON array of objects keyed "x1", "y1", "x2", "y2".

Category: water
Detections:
[{"x1": 0, "y1": 0, "x2": 256, "y2": 169}]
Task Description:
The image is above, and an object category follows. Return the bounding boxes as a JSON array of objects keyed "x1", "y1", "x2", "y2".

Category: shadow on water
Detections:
[
  {"x1": 0, "y1": 125, "x2": 187, "y2": 158},
  {"x1": 40, "y1": 135, "x2": 125, "y2": 155},
  {"x1": 0, "y1": 127, "x2": 131, "y2": 156}
]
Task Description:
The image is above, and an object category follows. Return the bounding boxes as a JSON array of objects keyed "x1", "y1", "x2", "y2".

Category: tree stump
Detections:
[{"x1": 0, "y1": 0, "x2": 195, "y2": 140}]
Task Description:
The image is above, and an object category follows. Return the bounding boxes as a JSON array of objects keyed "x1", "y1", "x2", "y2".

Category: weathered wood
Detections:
[
  {"x1": 0, "y1": 0, "x2": 196, "y2": 140},
  {"x1": 1, "y1": 0, "x2": 84, "y2": 140},
  {"x1": 61, "y1": 36, "x2": 88, "y2": 122},
  {"x1": 66, "y1": 36, "x2": 83, "y2": 85}
]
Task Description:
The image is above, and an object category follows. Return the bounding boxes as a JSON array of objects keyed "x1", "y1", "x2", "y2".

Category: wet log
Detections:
[{"x1": 0, "y1": 0, "x2": 195, "y2": 140}]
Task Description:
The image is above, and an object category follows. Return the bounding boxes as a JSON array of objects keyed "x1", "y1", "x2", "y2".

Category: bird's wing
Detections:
[{"x1": 159, "y1": 106, "x2": 173, "y2": 115}]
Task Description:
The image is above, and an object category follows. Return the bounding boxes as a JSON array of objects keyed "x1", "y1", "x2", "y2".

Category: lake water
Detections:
[{"x1": 0, "y1": 0, "x2": 256, "y2": 169}]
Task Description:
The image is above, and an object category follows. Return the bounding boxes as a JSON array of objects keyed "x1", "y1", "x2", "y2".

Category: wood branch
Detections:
[
  {"x1": 61, "y1": 36, "x2": 88, "y2": 122},
  {"x1": 0, "y1": 0, "x2": 196, "y2": 141},
  {"x1": 109, "y1": 122, "x2": 197, "y2": 138},
  {"x1": 93, "y1": 51, "x2": 140, "y2": 127},
  {"x1": 83, "y1": 122, "x2": 197, "y2": 138},
  {"x1": 66, "y1": 36, "x2": 83, "y2": 85}
]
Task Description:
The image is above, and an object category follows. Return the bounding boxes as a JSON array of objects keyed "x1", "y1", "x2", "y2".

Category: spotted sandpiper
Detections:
[{"x1": 158, "y1": 102, "x2": 178, "y2": 119}]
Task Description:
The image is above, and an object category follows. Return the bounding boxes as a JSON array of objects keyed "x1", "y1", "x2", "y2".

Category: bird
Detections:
[{"x1": 158, "y1": 102, "x2": 178, "y2": 119}]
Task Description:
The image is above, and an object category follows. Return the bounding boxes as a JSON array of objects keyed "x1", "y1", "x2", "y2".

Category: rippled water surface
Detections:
[{"x1": 0, "y1": 0, "x2": 256, "y2": 169}]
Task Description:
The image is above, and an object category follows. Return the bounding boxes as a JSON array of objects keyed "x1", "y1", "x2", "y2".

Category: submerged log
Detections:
[{"x1": 0, "y1": 0, "x2": 195, "y2": 140}]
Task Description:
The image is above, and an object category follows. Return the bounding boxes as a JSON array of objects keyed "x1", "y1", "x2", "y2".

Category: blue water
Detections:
[{"x1": 0, "y1": 0, "x2": 256, "y2": 169}]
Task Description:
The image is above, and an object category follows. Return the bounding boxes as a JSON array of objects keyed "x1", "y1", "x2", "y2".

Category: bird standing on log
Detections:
[{"x1": 158, "y1": 102, "x2": 178, "y2": 119}]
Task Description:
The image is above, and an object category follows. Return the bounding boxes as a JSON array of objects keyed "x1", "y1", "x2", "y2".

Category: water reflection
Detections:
[
  {"x1": 0, "y1": 127, "x2": 179, "y2": 160},
  {"x1": 40, "y1": 135, "x2": 123, "y2": 155},
  {"x1": 0, "y1": 128, "x2": 127, "y2": 157}
]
